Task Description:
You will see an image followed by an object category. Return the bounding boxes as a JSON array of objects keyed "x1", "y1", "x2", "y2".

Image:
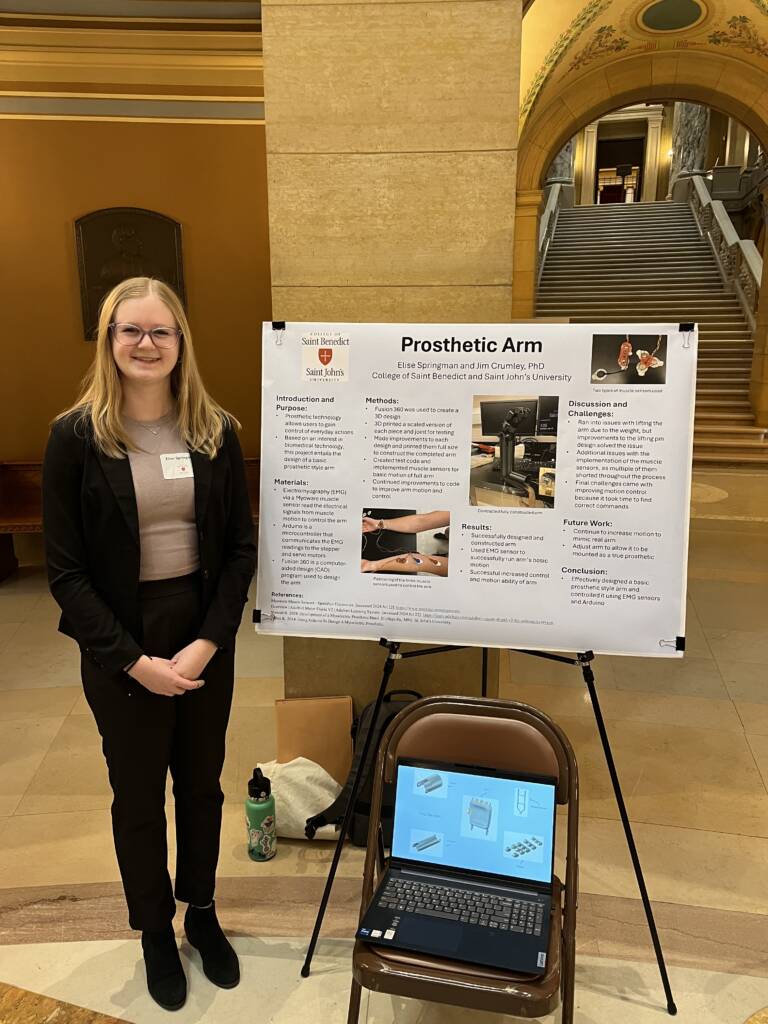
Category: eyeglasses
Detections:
[{"x1": 109, "y1": 322, "x2": 181, "y2": 349}]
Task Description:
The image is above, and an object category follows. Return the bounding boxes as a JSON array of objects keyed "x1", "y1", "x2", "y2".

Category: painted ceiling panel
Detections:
[{"x1": 521, "y1": 0, "x2": 768, "y2": 125}]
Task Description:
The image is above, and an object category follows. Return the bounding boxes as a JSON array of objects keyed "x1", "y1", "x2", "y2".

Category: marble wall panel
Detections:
[
  {"x1": 271, "y1": 285, "x2": 514, "y2": 323},
  {"x1": 263, "y1": 1, "x2": 520, "y2": 153},
  {"x1": 262, "y1": 0, "x2": 521, "y2": 697},
  {"x1": 267, "y1": 151, "x2": 517, "y2": 288}
]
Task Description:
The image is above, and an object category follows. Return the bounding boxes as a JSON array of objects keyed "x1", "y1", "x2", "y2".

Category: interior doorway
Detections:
[{"x1": 595, "y1": 136, "x2": 645, "y2": 203}]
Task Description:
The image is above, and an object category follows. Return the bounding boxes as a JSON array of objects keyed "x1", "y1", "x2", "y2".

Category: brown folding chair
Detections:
[{"x1": 347, "y1": 695, "x2": 579, "y2": 1023}]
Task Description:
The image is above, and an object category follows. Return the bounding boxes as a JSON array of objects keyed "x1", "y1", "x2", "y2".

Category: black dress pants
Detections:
[{"x1": 81, "y1": 572, "x2": 235, "y2": 931}]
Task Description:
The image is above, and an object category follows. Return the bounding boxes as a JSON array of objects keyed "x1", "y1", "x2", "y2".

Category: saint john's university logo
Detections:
[{"x1": 301, "y1": 332, "x2": 350, "y2": 382}]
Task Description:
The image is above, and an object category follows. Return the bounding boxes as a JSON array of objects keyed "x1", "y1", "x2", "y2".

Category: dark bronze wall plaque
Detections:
[{"x1": 75, "y1": 207, "x2": 186, "y2": 340}]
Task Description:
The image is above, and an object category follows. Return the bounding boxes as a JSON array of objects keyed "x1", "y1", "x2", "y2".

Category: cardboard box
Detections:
[{"x1": 275, "y1": 696, "x2": 354, "y2": 786}]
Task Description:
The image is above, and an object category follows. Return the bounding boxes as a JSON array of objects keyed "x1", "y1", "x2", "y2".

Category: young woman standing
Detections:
[{"x1": 42, "y1": 277, "x2": 256, "y2": 1011}]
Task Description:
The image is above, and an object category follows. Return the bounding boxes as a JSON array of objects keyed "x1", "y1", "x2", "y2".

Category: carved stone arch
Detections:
[
  {"x1": 512, "y1": 50, "x2": 768, "y2": 425},
  {"x1": 518, "y1": 53, "x2": 768, "y2": 192}
]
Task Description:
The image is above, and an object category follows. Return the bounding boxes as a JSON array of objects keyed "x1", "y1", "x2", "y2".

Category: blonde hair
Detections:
[{"x1": 56, "y1": 277, "x2": 239, "y2": 459}]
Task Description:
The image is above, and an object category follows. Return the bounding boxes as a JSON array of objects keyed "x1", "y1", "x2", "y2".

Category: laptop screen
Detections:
[{"x1": 392, "y1": 760, "x2": 556, "y2": 886}]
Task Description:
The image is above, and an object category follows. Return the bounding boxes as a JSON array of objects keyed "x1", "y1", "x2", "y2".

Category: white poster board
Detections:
[{"x1": 255, "y1": 322, "x2": 697, "y2": 657}]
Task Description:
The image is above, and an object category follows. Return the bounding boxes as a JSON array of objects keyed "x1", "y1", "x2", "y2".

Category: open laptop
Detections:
[{"x1": 355, "y1": 758, "x2": 557, "y2": 975}]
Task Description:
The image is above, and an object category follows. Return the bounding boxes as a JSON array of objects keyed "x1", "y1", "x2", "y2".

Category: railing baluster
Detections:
[{"x1": 685, "y1": 174, "x2": 761, "y2": 328}]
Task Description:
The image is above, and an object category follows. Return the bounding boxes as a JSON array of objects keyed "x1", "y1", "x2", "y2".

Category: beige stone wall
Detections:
[
  {"x1": 0, "y1": 119, "x2": 270, "y2": 461},
  {"x1": 261, "y1": 0, "x2": 522, "y2": 701},
  {"x1": 262, "y1": 0, "x2": 521, "y2": 323}
]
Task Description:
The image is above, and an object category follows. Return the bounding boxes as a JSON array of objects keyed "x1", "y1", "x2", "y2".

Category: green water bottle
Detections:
[{"x1": 246, "y1": 767, "x2": 277, "y2": 861}]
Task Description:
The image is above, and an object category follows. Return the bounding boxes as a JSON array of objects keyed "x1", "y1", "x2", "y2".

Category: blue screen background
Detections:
[{"x1": 392, "y1": 764, "x2": 555, "y2": 884}]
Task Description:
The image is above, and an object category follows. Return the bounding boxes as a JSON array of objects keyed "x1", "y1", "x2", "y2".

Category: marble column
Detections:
[
  {"x1": 747, "y1": 131, "x2": 759, "y2": 168},
  {"x1": 752, "y1": 184, "x2": 768, "y2": 427},
  {"x1": 261, "y1": 0, "x2": 520, "y2": 705},
  {"x1": 545, "y1": 138, "x2": 575, "y2": 208},
  {"x1": 573, "y1": 129, "x2": 585, "y2": 202},
  {"x1": 726, "y1": 118, "x2": 749, "y2": 168},
  {"x1": 511, "y1": 188, "x2": 544, "y2": 318},
  {"x1": 580, "y1": 124, "x2": 598, "y2": 205},
  {"x1": 669, "y1": 102, "x2": 710, "y2": 190},
  {"x1": 546, "y1": 139, "x2": 574, "y2": 184},
  {"x1": 751, "y1": 306, "x2": 768, "y2": 428},
  {"x1": 641, "y1": 111, "x2": 663, "y2": 203}
]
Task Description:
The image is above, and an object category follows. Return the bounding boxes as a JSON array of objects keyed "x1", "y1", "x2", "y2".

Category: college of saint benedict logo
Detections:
[{"x1": 301, "y1": 332, "x2": 349, "y2": 382}]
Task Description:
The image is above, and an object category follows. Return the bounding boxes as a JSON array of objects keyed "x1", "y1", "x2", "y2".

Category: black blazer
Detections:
[{"x1": 42, "y1": 411, "x2": 257, "y2": 675}]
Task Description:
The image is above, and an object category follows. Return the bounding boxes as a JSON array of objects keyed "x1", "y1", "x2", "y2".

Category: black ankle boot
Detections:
[
  {"x1": 184, "y1": 901, "x2": 240, "y2": 988},
  {"x1": 141, "y1": 925, "x2": 187, "y2": 1011}
]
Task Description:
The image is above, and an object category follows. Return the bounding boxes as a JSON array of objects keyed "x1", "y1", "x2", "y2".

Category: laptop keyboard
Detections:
[{"x1": 378, "y1": 878, "x2": 544, "y2": 936}]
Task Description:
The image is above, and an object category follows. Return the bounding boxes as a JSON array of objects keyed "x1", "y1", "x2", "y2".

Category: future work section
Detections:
[{"x1": 256, "y1": 323, "x2": 697, "y2": 658}]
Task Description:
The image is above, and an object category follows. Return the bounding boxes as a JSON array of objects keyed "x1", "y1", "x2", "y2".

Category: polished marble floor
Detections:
[
  {"x1": 0, "y1": 471, "x2": 767, "y2": 1022},
  {"x1": 3, "y1": 937, "x2": 768, "y2": 1024}
]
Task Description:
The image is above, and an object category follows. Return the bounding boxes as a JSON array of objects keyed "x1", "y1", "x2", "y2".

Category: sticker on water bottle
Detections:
[{"x1": 247, "y1": 814, "x2": 277, "y2": 860}]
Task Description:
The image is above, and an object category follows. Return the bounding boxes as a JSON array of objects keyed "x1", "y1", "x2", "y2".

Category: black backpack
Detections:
[{"x1": 305, "y1": 689, "x2": 422, "y2": 847}]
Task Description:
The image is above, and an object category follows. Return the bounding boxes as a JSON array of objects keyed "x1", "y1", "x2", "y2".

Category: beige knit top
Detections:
[{"x1": 123, "y1": 413, "x2": 200, "y2": 582}]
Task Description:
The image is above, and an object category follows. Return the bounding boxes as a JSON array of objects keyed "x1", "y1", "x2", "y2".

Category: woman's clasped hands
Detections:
[{"x1": 127, "y1": 638, "x2": 217, "y2": 696}]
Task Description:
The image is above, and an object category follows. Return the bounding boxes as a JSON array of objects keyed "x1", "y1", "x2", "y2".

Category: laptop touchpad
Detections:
[{"x1": 398, "y1": 917, "x2": 462, "y2": 954}]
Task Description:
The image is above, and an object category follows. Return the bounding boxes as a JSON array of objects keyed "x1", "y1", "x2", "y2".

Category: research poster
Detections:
[{"x1": 255, "y1": 322, "x2": 697, "y2": 657}]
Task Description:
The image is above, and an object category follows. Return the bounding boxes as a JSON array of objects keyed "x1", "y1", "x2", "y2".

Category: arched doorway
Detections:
[{"x1": 513, "y1": 53, "x2": 768, "y2": 424}]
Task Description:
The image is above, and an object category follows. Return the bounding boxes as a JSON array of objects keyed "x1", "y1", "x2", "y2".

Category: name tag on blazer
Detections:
[{"x1": 160, "y1": 453, "x2": 194, "y2": 480}]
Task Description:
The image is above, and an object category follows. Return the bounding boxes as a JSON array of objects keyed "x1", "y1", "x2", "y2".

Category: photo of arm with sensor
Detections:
[
  {"x1": 362, "y1": 510, "x2": 450, "y2": 534},
  {"x1": 360, "y1": 508, "x2": 449, "y2": 576},
  {"x1": 361, "y1": 553, "x2": 448, "y2": 576}
]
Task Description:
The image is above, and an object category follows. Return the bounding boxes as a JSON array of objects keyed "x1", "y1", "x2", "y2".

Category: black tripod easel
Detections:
[{"x1": 300, "y1": 639, "x2": 677, "y2": 1017}]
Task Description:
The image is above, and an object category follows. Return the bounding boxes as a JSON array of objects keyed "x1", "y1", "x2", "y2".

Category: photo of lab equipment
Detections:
[{"x1": 469, "y1": 395, "x2": 558, "y2": 509}]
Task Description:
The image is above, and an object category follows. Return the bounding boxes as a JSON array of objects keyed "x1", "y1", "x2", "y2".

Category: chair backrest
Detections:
[
  {"x1": 358, "y1": 695, "x2": 579, "y2": 1018},
  {"x1": 361, "y1": 695, "x2": 578, "y2": 910},
  {"x1": 379, "y1": 696, "x2": 576, "y2": 806}
]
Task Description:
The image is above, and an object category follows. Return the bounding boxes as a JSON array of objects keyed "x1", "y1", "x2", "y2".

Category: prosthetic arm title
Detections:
[{"x1": 401, "y1": 335, "x2": 543, "y2": 354}]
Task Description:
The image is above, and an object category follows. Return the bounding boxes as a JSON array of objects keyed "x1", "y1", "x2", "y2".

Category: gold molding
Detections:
[
  {"x1": 0, "y1": 113, "x2": 264, "y2": 124},
  {"x1": 0, "y1": 89, "x2": 263, "y2": 100},
  {"x1": 0, "y1": 22, "x2": 263, "y2": 100},
  {"x1": 0, "y1": 24, "x2": 262, "y2": 49},
  {"x1": 0, "y1": 14, "x2": 260, "y2": 30},
  {"x1": 0, "y1": 89, "x2": 264, "y2": 122}
]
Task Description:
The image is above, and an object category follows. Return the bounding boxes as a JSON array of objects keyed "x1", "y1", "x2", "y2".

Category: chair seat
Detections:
[{"x1": 352, "y1": 877, "x2": 563, "y2": 1017}]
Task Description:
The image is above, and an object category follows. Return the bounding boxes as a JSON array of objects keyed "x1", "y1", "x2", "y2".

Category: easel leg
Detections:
[
  {"x1": 481, "y1": 647, "x2": 488, "y2": 698},
  {"x1": 578, "y1": 653, "x2": 678, "y2": 1016},
  {"x1": 301, "y1": 640, "x2": 401, "y2": 978}
]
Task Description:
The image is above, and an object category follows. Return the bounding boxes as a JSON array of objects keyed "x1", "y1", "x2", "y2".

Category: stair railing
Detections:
[
  {"x1": 688, "y1": 173, "x2": 762, "y2": 332},
  {"x1": 538, "y1": 183, "x2": 564, "y2": 286}
]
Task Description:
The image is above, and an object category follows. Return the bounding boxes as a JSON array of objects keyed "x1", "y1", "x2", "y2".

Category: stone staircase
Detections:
[{"x1": 536, "y1": 201, "x2": 768, "y2": 467}]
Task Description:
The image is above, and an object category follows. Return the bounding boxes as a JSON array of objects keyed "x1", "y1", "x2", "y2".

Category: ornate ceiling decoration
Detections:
[{"x1": 635, "y1": 0, "x2": 709, "y2": 32}]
